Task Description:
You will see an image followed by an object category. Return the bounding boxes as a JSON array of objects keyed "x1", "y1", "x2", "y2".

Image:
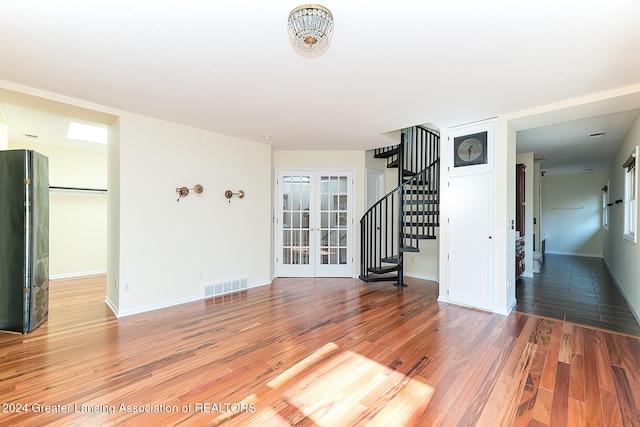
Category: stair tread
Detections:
[
  {"x1": 403, "y1": 217, "x2": 439, "y2": 220},
  {"x1": 400, "y1": 246, "x2": 420, "y2": 253},
  {"x1": 404, "y1": 210, "x2": 440, "y2": 216},
  {"x1": 380, "y1": 256, "x2": 401, "y2": 264},
  {"x1": 368, "y1": 265, "x2": 400, "y2": 274},
  {"x1": 373, "y1": 147, "x2": 399, "y2": 158},
  {"x1": 403, "y1": 234, "x2": 437, "y2": 240},
  {"x1": 404, "y1": 199, "x2": 439, "y2": 205},
  {"x1": 360, "y1": 275, "x2": 401, "y2": 283},
  {"x1": 403, "y1": 189, "x2": 437, "y2": 195}
]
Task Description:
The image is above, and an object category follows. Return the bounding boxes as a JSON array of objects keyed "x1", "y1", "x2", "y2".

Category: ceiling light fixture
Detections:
[{"x1": 287, "y1": 4, "x2": 334, "y2": 57}]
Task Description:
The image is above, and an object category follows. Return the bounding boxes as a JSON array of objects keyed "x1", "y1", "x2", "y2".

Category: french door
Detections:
[{"x1": 276, "y1": 170, "x2": 354, "y2": 277}]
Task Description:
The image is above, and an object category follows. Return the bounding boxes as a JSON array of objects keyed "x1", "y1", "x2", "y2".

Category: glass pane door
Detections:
[
  {"x1": 316, "y1": 174, "x2": 352, "y2": 276},
  {"x1": 278, "y1": 174, "x2": 314, "y2": 276}
]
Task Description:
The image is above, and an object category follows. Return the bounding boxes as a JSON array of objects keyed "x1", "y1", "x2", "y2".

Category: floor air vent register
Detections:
[{"x1": 203, "y1": 277, "x2": 248, "y2": 298}]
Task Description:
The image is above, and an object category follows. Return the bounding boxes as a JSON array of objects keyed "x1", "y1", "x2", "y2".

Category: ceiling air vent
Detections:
[{"x1": 589, "y1": 132, "x2": 606, "y2": 138}]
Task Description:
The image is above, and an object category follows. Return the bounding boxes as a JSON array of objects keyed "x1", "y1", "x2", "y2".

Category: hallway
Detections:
[{"x1": 515, "y1": 254, "x2": 640, "y2": 336}]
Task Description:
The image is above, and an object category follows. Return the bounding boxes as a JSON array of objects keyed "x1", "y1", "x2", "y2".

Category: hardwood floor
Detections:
[
  {"x1": 1, "y1": 275, "x2": 639, "y2": 426},
  {"x1": 516, "y1": 254, "x2": 640, "y2": 336}
]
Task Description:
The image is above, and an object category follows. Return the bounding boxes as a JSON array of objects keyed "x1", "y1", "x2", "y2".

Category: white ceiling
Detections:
[
  {"x1": 1, "y1": 1, "x2": 639, "y2": 174},
  {"x1": 517, "y1": 109, "x2": 640, "y2": 175},
  {"x1": 0, "y1": 103, "x2": 108, "y2": 153}
]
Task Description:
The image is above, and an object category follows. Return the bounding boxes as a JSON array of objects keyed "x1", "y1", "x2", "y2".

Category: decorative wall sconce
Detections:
[
  {"x1": 225, "y1": 189, "x2": 245, "y2": 202},
  {"x1": 176, "y1": 184, "x2": 204, "y2": 201}
]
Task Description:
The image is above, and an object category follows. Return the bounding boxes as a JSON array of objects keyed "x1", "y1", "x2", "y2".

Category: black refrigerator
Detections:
[{"x1": 0, "y1": 149, "x2": 49, "y2": 333}]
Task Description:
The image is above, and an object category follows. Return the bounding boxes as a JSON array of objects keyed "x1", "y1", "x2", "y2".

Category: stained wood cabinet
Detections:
[
  {"x1": 516, "y1": 237, "x2": 525, "y2": 278},
  {"x1": 515, "y1": 163, "x2": 526, "y2": 278},
  {"x1": 516, "y1": 164, "x2": 526, "y2": 237}
]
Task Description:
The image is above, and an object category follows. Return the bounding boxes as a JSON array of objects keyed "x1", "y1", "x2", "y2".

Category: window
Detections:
[
  {"x1": 602, "y1": 183, "x2": 609, "y2": 230},
  {"x1": 623, "y1": 147, "x2": 638, "y2": 242}
]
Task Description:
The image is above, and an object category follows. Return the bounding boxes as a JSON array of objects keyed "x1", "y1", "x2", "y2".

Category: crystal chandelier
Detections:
[{"x1": 287, "y1": 4, "x2": 334, "y2": 57}]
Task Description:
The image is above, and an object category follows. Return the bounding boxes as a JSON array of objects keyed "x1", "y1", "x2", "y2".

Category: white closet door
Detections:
[{"x1": 448, "y1": 173, "x2": 494, "y2": 310}]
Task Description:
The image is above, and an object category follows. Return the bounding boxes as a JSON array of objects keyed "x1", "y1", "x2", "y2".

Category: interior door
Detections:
[
  {"x1": 448, "y1": 173, "x2": 494, "y2": 310},
  {"x1": 278, "y1": 173, "x2": 314, "y2": 277},
  {"x1": 315, "y1": 174, "x2": 352, "y2": 277},
  {"x1": 276, "y1": 170, "x2": 354, "y2": 277}
]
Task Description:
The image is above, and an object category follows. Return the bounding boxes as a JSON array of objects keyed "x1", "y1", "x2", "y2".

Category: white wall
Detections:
[
  {"x1": 491, "y1": 118, "x2": 517, "y2": 314},
  {"x1": 541, "y1": 173, "x2": 604, "y2": 257},
  {"x1": 107, "y1": 119, "x2": 120, "y2": 309},
  {"x1": 604, "y1": 111, "x2": 640, "y2": 320},
  {"x1": 8, "y1": 140, "x2": 108, "y2": 278},
  {"x1": 0, "y1": 106, "x2": 7, "y2": 150},
  {"x1": 114, "y1": 113, "x2": 273, "y2": 316}
]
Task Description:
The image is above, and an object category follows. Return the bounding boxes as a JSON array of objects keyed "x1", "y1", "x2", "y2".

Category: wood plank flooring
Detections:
[{"x1": 1, "y1": 275, "x2": 639, "y2": 426}]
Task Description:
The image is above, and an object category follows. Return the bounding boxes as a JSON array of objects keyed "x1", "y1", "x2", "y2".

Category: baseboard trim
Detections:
[
  {"x1": 499, "y1": 298, "x2": 517, "y2": 316},
  {"x1": 545, "y1": 251, "x2": 603, "y2": 258},
  {"x1": 404, "y1": 272, "x2": 438, "y2": 282},
  {"x1": 493, "y1": 308, "x2": 511, "y2": 316},
  {"x1": 603, "y1": 258, "x2": 640, "y2": 327},
  {"x1": 104, "y1": 296, "x2": 118, "y2": 317},
  {"x1": 112, "y1": 280, "x2": 272, "y2": 318},
  {"x1": 115, "y1": 294, "x2": 203, "y2": 318},
  {"x1": 51, "y1": 270, "x2": 107, "y2": 280}
]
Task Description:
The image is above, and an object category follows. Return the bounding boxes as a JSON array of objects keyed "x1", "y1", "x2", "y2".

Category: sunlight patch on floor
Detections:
[{"x1": 231, "y1": 342, "x2": 434, "y2": 425}]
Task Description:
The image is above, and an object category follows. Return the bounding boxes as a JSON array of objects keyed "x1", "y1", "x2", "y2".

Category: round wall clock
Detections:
[
  {"x1": 453, "y1": 131, "x2": 488, "y2": 167},
  {"x1": 457, "y1": 138, "x2": 483, "y2": 162}
]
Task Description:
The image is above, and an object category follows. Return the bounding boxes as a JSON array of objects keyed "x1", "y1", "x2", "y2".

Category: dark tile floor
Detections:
[{"x1": 515, "y1": 253, "x2": 640, "y2": 336}]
